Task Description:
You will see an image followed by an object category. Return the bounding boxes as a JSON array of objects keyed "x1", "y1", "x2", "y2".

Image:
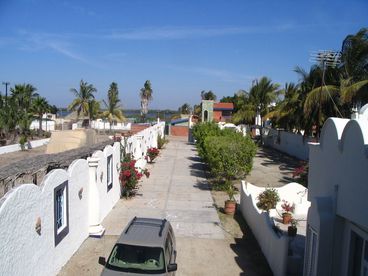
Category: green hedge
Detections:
[{"x1": 192, "y1": 122, "x2": 257, "y2": 181}]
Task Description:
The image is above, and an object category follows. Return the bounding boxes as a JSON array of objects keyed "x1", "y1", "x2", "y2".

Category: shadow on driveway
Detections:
[{"x1": 231, "y1": 210, "x2": 273, "y2": 276}]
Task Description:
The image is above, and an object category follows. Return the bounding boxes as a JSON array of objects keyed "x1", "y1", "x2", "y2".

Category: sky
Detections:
[{"x1": 0, "y1": 0, "x2": 367, "y2": 110}]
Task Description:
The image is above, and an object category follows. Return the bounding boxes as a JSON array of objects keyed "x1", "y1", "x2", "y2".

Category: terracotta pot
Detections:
[
  {"x1": 288, "y1": 226, "x2": 297, "y2": 237},
  {"x1": 224, "y1": 200, "x2": 236, "y2": 215},
  {"x1": 282, "y1": 213, "x2": 292, "y2": 224}
]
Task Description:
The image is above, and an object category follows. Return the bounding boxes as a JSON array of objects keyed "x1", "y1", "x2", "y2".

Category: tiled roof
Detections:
[{"x1": 214, "y1": 102, "x2": 234, "y2": 110}]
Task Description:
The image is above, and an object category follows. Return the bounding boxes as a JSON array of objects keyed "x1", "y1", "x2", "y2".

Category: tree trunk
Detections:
[{"x1": 38, "y1": 114, "x2": 42, "y2": 137}]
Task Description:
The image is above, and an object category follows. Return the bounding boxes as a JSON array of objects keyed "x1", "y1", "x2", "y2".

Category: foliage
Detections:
[
  {"x1": 102, "y1": 82, "x2": 125, "y2": 132},
  {"x1": 19, "y1": 135, "x2": 28, "y2": 151},
  {"x1": 31, "y1": 96, "x2": 50, "y2": 136},
  {"x1": 157, "y1": 135, "x2": 168, "y2": 149},
  {"x1": 281, "y1": 200, "x2": 295, "y2": 214},
  {"x1": 192, "y1": 122, "x2": 223, "y2": 160},
  {"x1": 226, "y1": 181, "x2": 236, "y2": 201},
  {"x1": 292, "y1": 161, "x2": 309, "y2": 187},
  {"x1": 178, "y1": 103, "x2": 192, "y2": 114},
  {"x1": 204, "y1": 134, "x2": 257, "y2": 181},
  {"x1": 201, "y1": 90, "x2": 217, "y2": 101},
  {"x1": 256, "y1": 187, "x2": 280, "y2": 212},
  {"x1": 119, "y1": 154, "x2": 148, "y2": 197},
  {"x1": 140, "y1": 80, "x2": 153, "y2": 121},
  {"x1": 68, "y1": 79, "x2": 97, "y2": 126},
  {"x1": 146, "y1": 147, "x2": 160, "y2": 163}
]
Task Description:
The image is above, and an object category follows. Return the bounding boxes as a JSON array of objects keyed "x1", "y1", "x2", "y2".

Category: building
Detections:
[
  {"x1": 201, "y1": 100, "x2": 234, "y2": 123},
  {"x1": 304, "y1": 105, "x2": 368, "y2": 275}
]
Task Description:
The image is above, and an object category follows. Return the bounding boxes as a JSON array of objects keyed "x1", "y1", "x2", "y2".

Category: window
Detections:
[
  {"x1": 304, "y1": 226, "x2": 318, "y2": 276},
  {"x1": 348, "y1": 229, "x2": 368, "y2": 276},
  {"x1": 54, "y1": 181, "x2": 69, "y2": 246},
  {"x1": 107, "y1": 154, "x2": 113, "y2": 192}
]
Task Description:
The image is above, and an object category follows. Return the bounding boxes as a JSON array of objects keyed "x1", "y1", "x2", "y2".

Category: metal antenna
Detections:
[{"x1": 309, "y1": 50, "x2": 343, "y2": 118}]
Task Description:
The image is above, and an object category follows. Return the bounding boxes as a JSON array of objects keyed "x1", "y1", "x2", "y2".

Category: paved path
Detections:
[
  {"x1": 59, "y1": 137, "x2": 247, "y2": 276},
  {"x1": 246, "y1": 146, "x2": 302, "y2": 188}
]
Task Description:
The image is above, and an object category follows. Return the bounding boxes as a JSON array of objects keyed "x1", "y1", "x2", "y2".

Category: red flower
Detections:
[
  {"x1": 281, "y1": 200, "x2": 295, "y2": 213},
  {"x1": 122, "y1": 170, "x2": 131, "y2": 178}
]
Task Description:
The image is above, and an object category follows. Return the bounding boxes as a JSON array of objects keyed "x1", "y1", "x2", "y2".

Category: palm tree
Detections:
[
  {"x1": 140, "y1": 80, "x2": 153, "y2": 122},
  {"x1": 10, "y1": 84, "x2": 38, "y2": 114},
  {"x1": 266, "y1": 83, "x2": 302, "y2": 132},
  {"x1": 249, "y1": 77, "x2": 280, "y2": 123},
  {"x1": 178, "y1": 103, "x2": 192, "y2": 114},
  {"x1": 103, "y1": 82, "x2": 125, "y2": 133},
  {"x1": 32, "y1": 96, "x2": 50, "y2": 136},
  {"x1": 10, "y1": 83, "x2": 38, "y2": 141},
  {"x1": 68, "y1": 80, "x2": 97, "y2": 127}
]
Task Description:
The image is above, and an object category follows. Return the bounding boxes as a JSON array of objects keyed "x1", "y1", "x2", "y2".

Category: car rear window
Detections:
[{"x1": 106, "y1": 244, "x2": 165, "y2": 274}]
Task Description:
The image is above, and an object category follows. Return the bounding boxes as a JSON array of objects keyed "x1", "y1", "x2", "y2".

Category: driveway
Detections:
[{"x1": 59, "y1": 136, "x2": 254, "y2": 276}]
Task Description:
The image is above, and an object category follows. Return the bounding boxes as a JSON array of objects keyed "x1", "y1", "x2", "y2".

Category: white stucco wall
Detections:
[
  {"x1": 240, "y1": 181, "x2": 310, "y2": 276},
  {"x1": 240, "y1": 181, "x2": 288, "y2": 276},
  {"x1": 0, "y1": 122, "x2": 165, "y2": 275},
  {"x1": 306, "y1": 111, "x2": 368, "y2": 275},
  {"x1": 263, "y1": 128, "x2": 313, "y2": 160},
  {"x1": 90, "y1": 120, "x2": 131, "y2": 131},
  {"x1": 0, "y1": 138, "x2": 50, "y2": 155},
  {"x1": 91, "y1": 142, "x2": 121, "y2": 223},
  {"x1": 30, "y1": 120, "x2": 55, "y2": 131},
  {"x1": 0, "y1": 160, "x2": 89, "y2": 276}
]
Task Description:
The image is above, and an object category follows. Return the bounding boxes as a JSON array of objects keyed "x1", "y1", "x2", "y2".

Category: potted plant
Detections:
[
  {"x1": 281, "y1": 200, "x2": 295, "y2": 224},
  {"x1": 224, "y1": 182, "x2": 236, "y2": 215},
  {"x1": 256, "y1": 187, "x2": 280, "y2": 212},
  {"x1": 288, "y1": 219, "x2": 298, "y2": 237},
  {"x1": 146, "y1": 147, "x2": 160, "y2": 163}
]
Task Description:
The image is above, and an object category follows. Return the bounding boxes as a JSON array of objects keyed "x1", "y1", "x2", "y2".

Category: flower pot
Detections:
[
  {"x1": 224, "y1": 200, "x2": 236, "y2": 215},
  {"x1": 288, "y1": 226, "x2": 297, "y2": 237},
  {"x1": 282, "y1": 213, "x2": 292, "y2": 224}
]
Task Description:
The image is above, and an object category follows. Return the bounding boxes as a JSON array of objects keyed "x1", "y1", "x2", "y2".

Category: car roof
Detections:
[{"x1": 117, "y1": 217, "x2": 170, "y2": 248}]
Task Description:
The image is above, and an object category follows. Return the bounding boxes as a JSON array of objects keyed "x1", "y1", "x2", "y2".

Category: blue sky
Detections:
[{"x1": 0, "y1": 0, "x2": 367, "y2": 110}]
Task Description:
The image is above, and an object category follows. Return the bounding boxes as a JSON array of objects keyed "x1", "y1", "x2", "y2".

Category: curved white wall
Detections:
[{"x1": 0, "y1": 122, "x2": 165, "y2": 275}]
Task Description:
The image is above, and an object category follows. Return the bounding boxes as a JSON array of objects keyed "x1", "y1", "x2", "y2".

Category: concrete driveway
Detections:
[{"x1": 59, "y1": 136, "x2": 248, "y2": 276}]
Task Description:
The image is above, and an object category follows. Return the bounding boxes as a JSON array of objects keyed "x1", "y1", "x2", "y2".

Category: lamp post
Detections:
[{"x1": 2, "y1": 82, "x2": 10, "y2": 106}]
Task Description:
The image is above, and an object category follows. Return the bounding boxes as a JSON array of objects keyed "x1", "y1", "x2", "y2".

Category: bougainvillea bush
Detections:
[
  {"x1": 119, "y1": 154, "x2": 149, "y2": 197},
  {"x1": 146, "y1": 147, "x2": 160, "y2": 163},
  {"x1": 292, "y1": 161, "x2": 308, "y2": 187}
]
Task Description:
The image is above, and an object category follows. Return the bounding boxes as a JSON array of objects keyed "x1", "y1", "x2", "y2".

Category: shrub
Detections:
[
  {"x1": 157, "y1": 135, "x2": 168, "y2": 149},
  {"x1": 256, "y1": 188, "x2": 280, "y2": 212},
  {"x1": 192, "y1": 122, "x2": 222, "y2": 160},
  {"x1": 204, "y1": 134, "x2": 257, "y2": 180},
  {"x1": 119, "y1": 154, "x2": 149, "y2": 197},
  {"x1": 146, "y1": 147, "x2": 160, "y2": 163}
]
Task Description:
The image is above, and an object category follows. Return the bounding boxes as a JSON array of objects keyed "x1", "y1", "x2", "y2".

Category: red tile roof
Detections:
[{"x1": 214, "y1": 102, "x2": 234, "y2": 110}]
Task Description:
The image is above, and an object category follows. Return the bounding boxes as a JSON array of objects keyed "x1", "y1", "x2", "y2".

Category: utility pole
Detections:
[{"x1": 2, "y1": 82, "x2": 10, "y2": 106}]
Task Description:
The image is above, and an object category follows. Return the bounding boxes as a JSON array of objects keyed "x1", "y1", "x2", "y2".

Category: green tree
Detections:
[
  {"x1": 31, "y1": 96, "x2": 50, "y2": 136},
  {"x1": 10, "y1": 83, "x2": 38, "y2": 141},
  {"x1": 178, "y1": 103, "x2": 192, "y2": 114},
  {"x1": 201, "y1": 90, "x2": 217, "y2": 101},
  {"x1": 140, "y1": 80, "x2": 153, "y2": 122},
  {"x1": 103, "y1": 82, "x2": 125, "y2": 133},
  {"x1": 232, "y1": 77, "x2": 279, "y2": 125},
  {"x1": 68, "y1": 80, "x2": 97, "y2": 127}
]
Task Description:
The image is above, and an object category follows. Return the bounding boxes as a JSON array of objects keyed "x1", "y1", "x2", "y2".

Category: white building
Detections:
[{"x1": 305, "y1": 105, "x2": 368, "y2": 275}]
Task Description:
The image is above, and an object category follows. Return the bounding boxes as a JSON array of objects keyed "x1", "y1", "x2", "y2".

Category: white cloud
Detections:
[{"x1": 104, "y1": 24, "x2": 295, "y2": 40}]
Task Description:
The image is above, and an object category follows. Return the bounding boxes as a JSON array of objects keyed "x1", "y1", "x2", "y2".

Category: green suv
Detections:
[{"x1": 99, "y1": 217, "x2": 177, "y2": 275}]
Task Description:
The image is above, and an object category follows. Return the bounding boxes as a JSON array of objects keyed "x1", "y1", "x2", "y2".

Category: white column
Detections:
[{"x1": 88, "y1": 157, "x2": 105, "y2": 237}]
